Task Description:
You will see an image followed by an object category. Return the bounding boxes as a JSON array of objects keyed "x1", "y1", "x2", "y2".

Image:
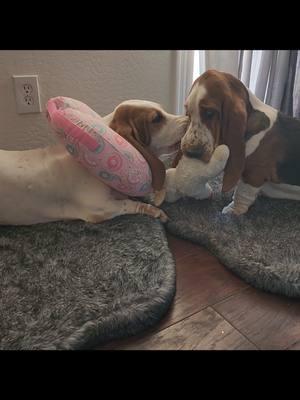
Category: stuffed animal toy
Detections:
[{"x1": 163, "y1": 145, "x2": 230, "y2": 203}]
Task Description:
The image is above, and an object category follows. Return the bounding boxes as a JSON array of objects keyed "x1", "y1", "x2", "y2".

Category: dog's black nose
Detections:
[{"x1": 184, "y1": 147, "x2": 203, "y2": 159}]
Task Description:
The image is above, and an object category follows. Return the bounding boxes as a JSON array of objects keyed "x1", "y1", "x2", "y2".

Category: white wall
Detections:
[{"x1": 0, "y1": 50, "x2": 176, "y2": 150}]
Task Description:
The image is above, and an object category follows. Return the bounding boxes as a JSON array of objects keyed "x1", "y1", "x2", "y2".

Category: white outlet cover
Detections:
[{"x1": 13, "y1": 75, "x2": 42, "y2": 114}]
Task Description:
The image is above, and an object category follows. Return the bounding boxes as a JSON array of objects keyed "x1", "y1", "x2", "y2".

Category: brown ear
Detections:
[
  {"x1": 171, "y1": 149, "x2": 183, "y2": 168},
  {"x1": 221, "y1": 96, "x2": 247, "y2": 192},
  {"x1": 128, "y1": 116, "x2": 151, "y2": 147},
  {"x1": 109, "y1": 120, "x2": 166, "y2": 192}
]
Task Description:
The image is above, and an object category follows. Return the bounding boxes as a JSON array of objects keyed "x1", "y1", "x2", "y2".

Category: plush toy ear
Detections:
[
  {"x1": 221, "y1": 96, "x2": 248, "y2": 193},
  {"x1": 203, "y1": 145, "x2": 230, "y2": 179},
  {"x1": 109, "y1": 120, "x2": 166, "y2": 192}
]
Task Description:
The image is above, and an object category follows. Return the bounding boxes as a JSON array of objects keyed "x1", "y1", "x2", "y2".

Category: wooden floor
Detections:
[{"x1": 98, "y1": 233, "x2": 300, "y2": 350}]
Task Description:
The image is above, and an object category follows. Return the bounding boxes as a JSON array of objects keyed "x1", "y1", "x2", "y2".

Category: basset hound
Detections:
[
  {"x1": 179, "y1": 69, "x2": 300, "y2": 215},
  {"x1": 0, "y1": 100, "x2": 188, "y2": 225}
]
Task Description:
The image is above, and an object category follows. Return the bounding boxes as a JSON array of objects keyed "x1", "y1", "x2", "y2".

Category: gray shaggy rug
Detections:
[
  {"x1": 0, "y1": 215, "x2": 175, "y2": 350},
  {"x1": 163, "y1": 177, "x2": 300, "y2": 298}
]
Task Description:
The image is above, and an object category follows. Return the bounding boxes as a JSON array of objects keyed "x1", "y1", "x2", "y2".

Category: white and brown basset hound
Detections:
[
  {"x1": 0, "y1": 100, "x2": 188, "y2": 225},
  {"x1": 179, "y1": 69, "x2": 300, "y2": 215}
]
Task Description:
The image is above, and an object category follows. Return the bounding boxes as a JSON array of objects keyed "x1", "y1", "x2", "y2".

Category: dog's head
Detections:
[
  {"x1": 181, "y1": 69, "x2": 251, "y2": 192},
  {"x1": 109, "y1": 99, "x2": 189, "y2": 191},
  {"x1": 110, "y1": 100, "x2": 189, "y2": 156}
]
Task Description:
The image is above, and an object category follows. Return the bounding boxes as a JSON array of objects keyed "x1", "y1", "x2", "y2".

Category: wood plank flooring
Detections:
[{"x1": 97, "y1": 233, "x2": 300, "y2": 350}]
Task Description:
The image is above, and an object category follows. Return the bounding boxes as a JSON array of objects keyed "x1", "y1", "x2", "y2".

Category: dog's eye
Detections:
[
  {"x1": 152, "y1": 112, "x2": 163, "y2": 123},
  {"x1": 203, "y1": 109, "x2": 216, "y2": 119}
]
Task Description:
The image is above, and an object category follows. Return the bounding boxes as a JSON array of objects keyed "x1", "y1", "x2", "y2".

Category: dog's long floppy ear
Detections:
[
  {"x1": 171, "y1": 149, "x2": 183, "y2": 168},
  {"x1": 221, "y1": 95, "x2": 248, "y2": 192},
  {"x1": 109, "y1": 117, "x2": 166, "y2": 192}
]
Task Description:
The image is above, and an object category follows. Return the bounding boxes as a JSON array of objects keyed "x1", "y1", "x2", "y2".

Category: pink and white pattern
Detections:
[{"x1": 46, "y1": 96, "x2": 152, "y2": 196}]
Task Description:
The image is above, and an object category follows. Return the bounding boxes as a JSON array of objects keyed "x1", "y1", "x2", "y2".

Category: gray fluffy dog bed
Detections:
[
  {"x1": 0, "y1": 215, "x2": 175, "y2": 350},
  {"x1": 163, "y1": 177, "x2": 300, "y2": 298}
]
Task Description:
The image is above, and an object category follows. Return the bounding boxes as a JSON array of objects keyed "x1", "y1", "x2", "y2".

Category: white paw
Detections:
[
  {"x1": 222, "y1": 202, "x2": 235, "y2": 215},
  {"x1": 222, "y1": 202, "x2": 246, "y2": 215}
]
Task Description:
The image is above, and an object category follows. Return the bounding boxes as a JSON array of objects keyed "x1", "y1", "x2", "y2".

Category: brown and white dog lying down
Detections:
[
  {"x1": 177, "y1": 69, "x2": 300, "y2": 215},
  {"x1": 0, "y1": 100, "x2": 188, "y2": 225}
]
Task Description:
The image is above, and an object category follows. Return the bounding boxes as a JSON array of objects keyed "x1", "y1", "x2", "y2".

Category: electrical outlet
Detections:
[
  {"x1": 13, "y1": 75, "x2": 42, "y2": 114},
  {"x1": 24, "y1": 95, "x2": 34, "y2": 106}
]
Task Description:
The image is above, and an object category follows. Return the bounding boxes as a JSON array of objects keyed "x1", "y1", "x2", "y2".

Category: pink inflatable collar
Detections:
[{"x1": 46, "y1": 97, "x2": 152, "y2": 197}]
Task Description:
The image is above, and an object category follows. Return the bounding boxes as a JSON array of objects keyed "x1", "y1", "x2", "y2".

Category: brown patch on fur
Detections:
[
  {"x1": 109, "y1": 105, "x2": 166, "y2": 192},
  {"x1": 171, "y1": 149, "x2": 183, "y2": 167},
  {"x1": 221, "y1": 95, "x2": 248, "y2": 192},
  {"x1": 243, "y1": 124, "x2": 287, "y2": 187},
  {"x1": 245, "y1": 109, "x2": 270, "y2": 139}
]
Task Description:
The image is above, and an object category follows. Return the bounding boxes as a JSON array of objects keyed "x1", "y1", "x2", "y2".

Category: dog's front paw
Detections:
[
  {"x1": 222, "y1": 202, "x2": 246, "y2": 215},
  {"x1": 222, "y1": 202, "x2": 235, "y2": 215},
  {"x1": 153, "y1": 208, "x2": 169, "y2": 223}
]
